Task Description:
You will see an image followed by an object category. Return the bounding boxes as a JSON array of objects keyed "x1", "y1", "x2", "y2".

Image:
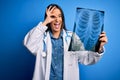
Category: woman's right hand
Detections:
[{"x1": 42, "y1": 6, "x2": 56, "y2": 26}]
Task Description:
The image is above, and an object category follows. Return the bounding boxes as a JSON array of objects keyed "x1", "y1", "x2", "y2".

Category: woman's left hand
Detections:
[{"x1": 99, "y1": 31, "x2": 108, "y2": 52}]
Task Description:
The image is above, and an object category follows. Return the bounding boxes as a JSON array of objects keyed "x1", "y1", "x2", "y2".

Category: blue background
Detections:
[{"x1": 0, "y1": 0, "x2": 119, "y2": 80}]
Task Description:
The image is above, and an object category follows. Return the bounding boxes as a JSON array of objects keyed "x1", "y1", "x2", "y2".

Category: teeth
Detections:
[{"x1": 55, "y1": 23, "x2": 59, "y2": 25}]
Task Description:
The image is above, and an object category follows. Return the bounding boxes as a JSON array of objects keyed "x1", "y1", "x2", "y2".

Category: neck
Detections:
[{"x1": 52, "y1": 31, "x2": 61, "y2": 38}]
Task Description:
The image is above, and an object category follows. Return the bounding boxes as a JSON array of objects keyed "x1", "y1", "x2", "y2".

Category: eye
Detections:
[{"x1": 50, "y1": 15, "x2": 55, "y2": 18}]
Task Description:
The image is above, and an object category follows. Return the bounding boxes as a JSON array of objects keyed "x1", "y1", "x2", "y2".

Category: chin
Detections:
[
  {"x1": 53, "y1": 28, "x2": 61, "y2": 32},
  {"x1": 54, "y1": 30, "x2": 61, "y2": 32}
]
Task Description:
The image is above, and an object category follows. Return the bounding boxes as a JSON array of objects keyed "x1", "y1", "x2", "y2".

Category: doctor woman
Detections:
[{"x1": 24, "y1": 4, "x2": 108, "y2": 80}]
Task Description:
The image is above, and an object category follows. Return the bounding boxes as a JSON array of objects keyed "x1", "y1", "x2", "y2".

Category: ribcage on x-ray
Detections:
[{"x1": 75, "y1": 9, "x2": 104, "y2": 50}]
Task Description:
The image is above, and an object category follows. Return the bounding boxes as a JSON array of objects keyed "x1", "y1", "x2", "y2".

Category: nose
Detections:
[{"x1": 55, "y1": 17, "x2": 59, "y2": 22}]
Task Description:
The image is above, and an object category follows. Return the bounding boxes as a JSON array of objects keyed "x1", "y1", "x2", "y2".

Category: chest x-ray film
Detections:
[{"x1": 68, "y1": 7, "x2": 104, "y2": 51}]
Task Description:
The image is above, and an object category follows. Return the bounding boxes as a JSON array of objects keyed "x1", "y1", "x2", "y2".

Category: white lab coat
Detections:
[{"x1": 24, "y1": 22, "x2": 103, "y2": 80}]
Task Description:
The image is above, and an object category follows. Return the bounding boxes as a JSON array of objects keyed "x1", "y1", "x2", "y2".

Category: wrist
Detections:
[{"x1": 42, "y1": 21, "x2": 48, "y2": 26}]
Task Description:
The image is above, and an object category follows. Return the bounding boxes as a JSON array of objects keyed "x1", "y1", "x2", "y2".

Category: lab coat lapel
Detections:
[{"x1": 44, "y1": 31, "x2": 52, "y2": 80}]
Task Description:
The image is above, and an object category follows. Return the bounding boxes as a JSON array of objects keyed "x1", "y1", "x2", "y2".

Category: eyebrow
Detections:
[{"x1": 58, "y1": 14, "x2": 62, "y2": 16}]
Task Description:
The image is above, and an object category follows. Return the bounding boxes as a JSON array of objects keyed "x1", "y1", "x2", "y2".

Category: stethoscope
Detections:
[{"x1": 41, "y1": 31, "x2": 71, "y2": 58}]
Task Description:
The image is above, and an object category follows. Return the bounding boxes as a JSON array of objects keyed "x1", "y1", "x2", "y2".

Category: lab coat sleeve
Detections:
[
  {"x1": 70, "y1": 33, "x2": 104, "y2": 65},
  {"x1": 77, "y1": 50, "x2": 104, "y2": 65},
  {"x1": 24, "y1": 22, "x2": 47, "y2": 56}
]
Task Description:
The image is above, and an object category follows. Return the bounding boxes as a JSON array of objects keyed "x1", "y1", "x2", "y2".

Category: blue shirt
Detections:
[{"x1": 49, "y1": 31, "x2": 64, "y2": 80}]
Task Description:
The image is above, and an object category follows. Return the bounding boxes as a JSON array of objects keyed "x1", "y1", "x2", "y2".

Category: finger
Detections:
[
  {"x1": 49, "y1": 6, "x2": 56, "y2": 12},
  {"x1": 100, "y1": 42, "x2": 105, "y2": 48},
  {"x1": 100, "y1": 32, "x2": 106, "y2": 37},
  {"x1": 99, "y1": 37, "x2": 108, "y2": 43},
  {"x1": 46, "y1": 6, "x2": 56, "y2": 15},
  {"x1": 46, "y1": 7, "x2": 53, "y2": 16},
  {"x1": 51, "y1": 18, "x2": 55, "y2": 22},
  {"x1": 100, "y1": 33, "x2": 106, "y2": 37},
  {"x1": 48, "y1": 6, "x2": 52, "y2": 11},
  {"x1": 46, "y1": 6, "x2": 52, "y2": 15}
]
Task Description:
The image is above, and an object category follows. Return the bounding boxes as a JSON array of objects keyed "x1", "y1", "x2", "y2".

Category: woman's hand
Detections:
[
  {"x1": 98, "y1": 32, "x2": 108, "y2": 53},
  {"x1": 42, "y1": 6, "x2": 56, "y2": 26}
]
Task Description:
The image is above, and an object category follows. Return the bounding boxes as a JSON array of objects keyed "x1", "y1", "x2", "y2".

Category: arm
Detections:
[
  {"x1": 24, "y1": 6, "x2": 58, "y2": 55},
  {"x1": 76, "y1": 50, "x2": 103, "y2": 65},
  {"x1": 24, "y1": 22, "x2": 47, "y2": 55},
  {"x1": 70, "y1": 38, "x2": 104, "y2": 65},
  {"x1": 71, "y1": 32, "x2": 107, "y2": 65}
]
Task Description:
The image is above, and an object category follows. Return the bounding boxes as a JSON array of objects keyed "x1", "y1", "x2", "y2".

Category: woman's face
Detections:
[{"x1": 50, "y1": 8, "x2": 62, "y2": 33}]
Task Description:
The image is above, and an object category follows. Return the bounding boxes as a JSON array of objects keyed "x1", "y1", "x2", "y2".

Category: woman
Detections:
[{"x1": 24, "y1": 4, "x2": 107, "y2": 80}]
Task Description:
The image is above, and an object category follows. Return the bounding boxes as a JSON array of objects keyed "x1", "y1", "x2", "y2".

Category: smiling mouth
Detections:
[{"x1": 54, "y1": 23, "x2": 60, "y2": 29}]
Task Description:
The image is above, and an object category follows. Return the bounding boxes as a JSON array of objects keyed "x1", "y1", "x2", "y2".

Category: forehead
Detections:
[{"x1": 51, "y1": 8, "x2": 62, "y2": 14}]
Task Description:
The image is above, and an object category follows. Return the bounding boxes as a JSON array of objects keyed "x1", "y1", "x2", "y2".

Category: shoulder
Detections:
[
  {"x1": 63, "y1": 29, "x2": 80, "y2": 39},
  {"x1": 64, "y1": 30, "x2": 73, "y2": 37}
]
